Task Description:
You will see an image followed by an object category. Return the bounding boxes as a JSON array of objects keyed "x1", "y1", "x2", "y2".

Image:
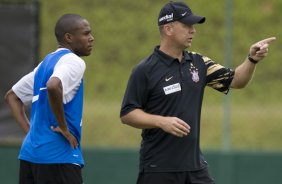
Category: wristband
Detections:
[{"x1": 247, "y1": 54, "x2": 259, "y2": 64}]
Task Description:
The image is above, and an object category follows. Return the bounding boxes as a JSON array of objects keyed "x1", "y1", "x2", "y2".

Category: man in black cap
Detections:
[{"x1": 120, "y1": 1, "x2": 275, "y2": 184}]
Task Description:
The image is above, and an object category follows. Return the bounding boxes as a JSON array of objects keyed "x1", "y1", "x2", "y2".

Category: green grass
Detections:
[
  {"x1": 82, "y1": 95, "x2": 282, "y2": 151},
  {"x1": 201, "y1": 101, "x2": 282, "y2": 151},
  {"x1": 82, "y1": 100, "x2": 142, "y2": 148}
]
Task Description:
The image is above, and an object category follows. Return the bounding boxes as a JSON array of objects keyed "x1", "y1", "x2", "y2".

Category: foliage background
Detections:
[{"x1": 38, "y1": 0, "x2": 282, "y2": 150}]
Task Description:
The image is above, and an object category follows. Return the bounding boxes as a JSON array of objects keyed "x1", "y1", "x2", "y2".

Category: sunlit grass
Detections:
[
  {"x1": 82, "y1": 98, "x2": 282, "y2": 151},
  {"x1": 82, "y1": 100, "x2": 141, "y2": 148}
]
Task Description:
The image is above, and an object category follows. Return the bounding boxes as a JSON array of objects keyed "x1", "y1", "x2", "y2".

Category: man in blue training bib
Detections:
[{"x1": 5, "y1": 14, "x2": 94, "y2": 184}]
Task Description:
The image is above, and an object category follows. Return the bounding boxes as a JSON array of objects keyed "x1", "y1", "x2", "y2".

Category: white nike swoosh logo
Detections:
[
  {"x1": 182, "y1": 12, "x2": 187, "y2": 16},
  {"x1": 165, "y1": 76, "x2": 173, "y2": 82}
]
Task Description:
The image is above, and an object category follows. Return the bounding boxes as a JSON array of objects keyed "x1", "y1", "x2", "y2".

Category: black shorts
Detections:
[
  {"x1": 19, "y1": 160, "x2": 83, "y2": 184},
  {"x1": 137, "y1": 167, "x2": 215, "y2": 184}
]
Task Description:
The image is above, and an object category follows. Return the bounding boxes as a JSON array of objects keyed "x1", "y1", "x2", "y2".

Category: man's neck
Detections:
[{"x1": 159, "y1": 43, "x2": 184, "y2": 62}]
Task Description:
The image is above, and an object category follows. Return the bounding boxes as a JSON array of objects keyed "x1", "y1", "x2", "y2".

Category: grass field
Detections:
[{"x1": 81, "y1": 94, "x2": 282, "y2": 151}]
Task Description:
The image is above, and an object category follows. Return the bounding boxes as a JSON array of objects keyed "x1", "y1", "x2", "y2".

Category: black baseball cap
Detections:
[{"x1": 158, "y1": 1, "x2": 206, "y2": 26}]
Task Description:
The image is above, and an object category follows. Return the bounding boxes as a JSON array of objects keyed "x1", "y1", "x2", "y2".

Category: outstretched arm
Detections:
[
  {"x1": 5, "y1": 89, "x2": 30, "y2": 134},
  {"x1": 230, "y1": 37, "x2": 276, "y2": 89}
]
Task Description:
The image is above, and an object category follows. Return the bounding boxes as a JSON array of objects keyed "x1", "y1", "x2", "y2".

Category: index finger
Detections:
[{"x1": 259, "y1": 37, "x2": 276, "y2": 45}]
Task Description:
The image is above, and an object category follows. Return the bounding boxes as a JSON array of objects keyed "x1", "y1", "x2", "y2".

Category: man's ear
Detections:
[
  {"x1": 163, "y1": 23, "x2": 174, "y2": 36},
  {"x1": 64, "y1": 33, "x2": 73, "y2": 43}
]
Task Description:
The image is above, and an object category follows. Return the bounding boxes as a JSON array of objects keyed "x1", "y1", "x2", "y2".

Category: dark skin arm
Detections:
[
  {"x1": 46, "y1": 77, "x2": 78, "y2": 149},
  {"x1": 4, "y1": 89, "x2": 30, "y2": 134}
]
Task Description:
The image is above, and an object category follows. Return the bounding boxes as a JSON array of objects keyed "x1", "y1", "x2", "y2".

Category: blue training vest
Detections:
[{"x1": 19, "y1": 49, "x2": 84, "y2": 166}]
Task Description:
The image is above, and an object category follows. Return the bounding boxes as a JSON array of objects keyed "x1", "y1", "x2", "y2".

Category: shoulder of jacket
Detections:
[{"x1": 187, "y1": 51, "x2": 211, "y2": 63}]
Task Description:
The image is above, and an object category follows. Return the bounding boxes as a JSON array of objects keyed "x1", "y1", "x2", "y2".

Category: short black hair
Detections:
[{"x1": 54, "y1": 14, "x2": 84, "y2": 44}]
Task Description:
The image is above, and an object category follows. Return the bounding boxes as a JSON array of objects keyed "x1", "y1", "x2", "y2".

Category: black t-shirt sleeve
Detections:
[{"x1": 120, "y1": 64, "x2": 148, "y2": 117}]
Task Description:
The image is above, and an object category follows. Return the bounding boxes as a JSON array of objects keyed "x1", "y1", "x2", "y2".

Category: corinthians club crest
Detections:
[{"x1": 189, "y1": 63, "x2": 199, "y2": 83}]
